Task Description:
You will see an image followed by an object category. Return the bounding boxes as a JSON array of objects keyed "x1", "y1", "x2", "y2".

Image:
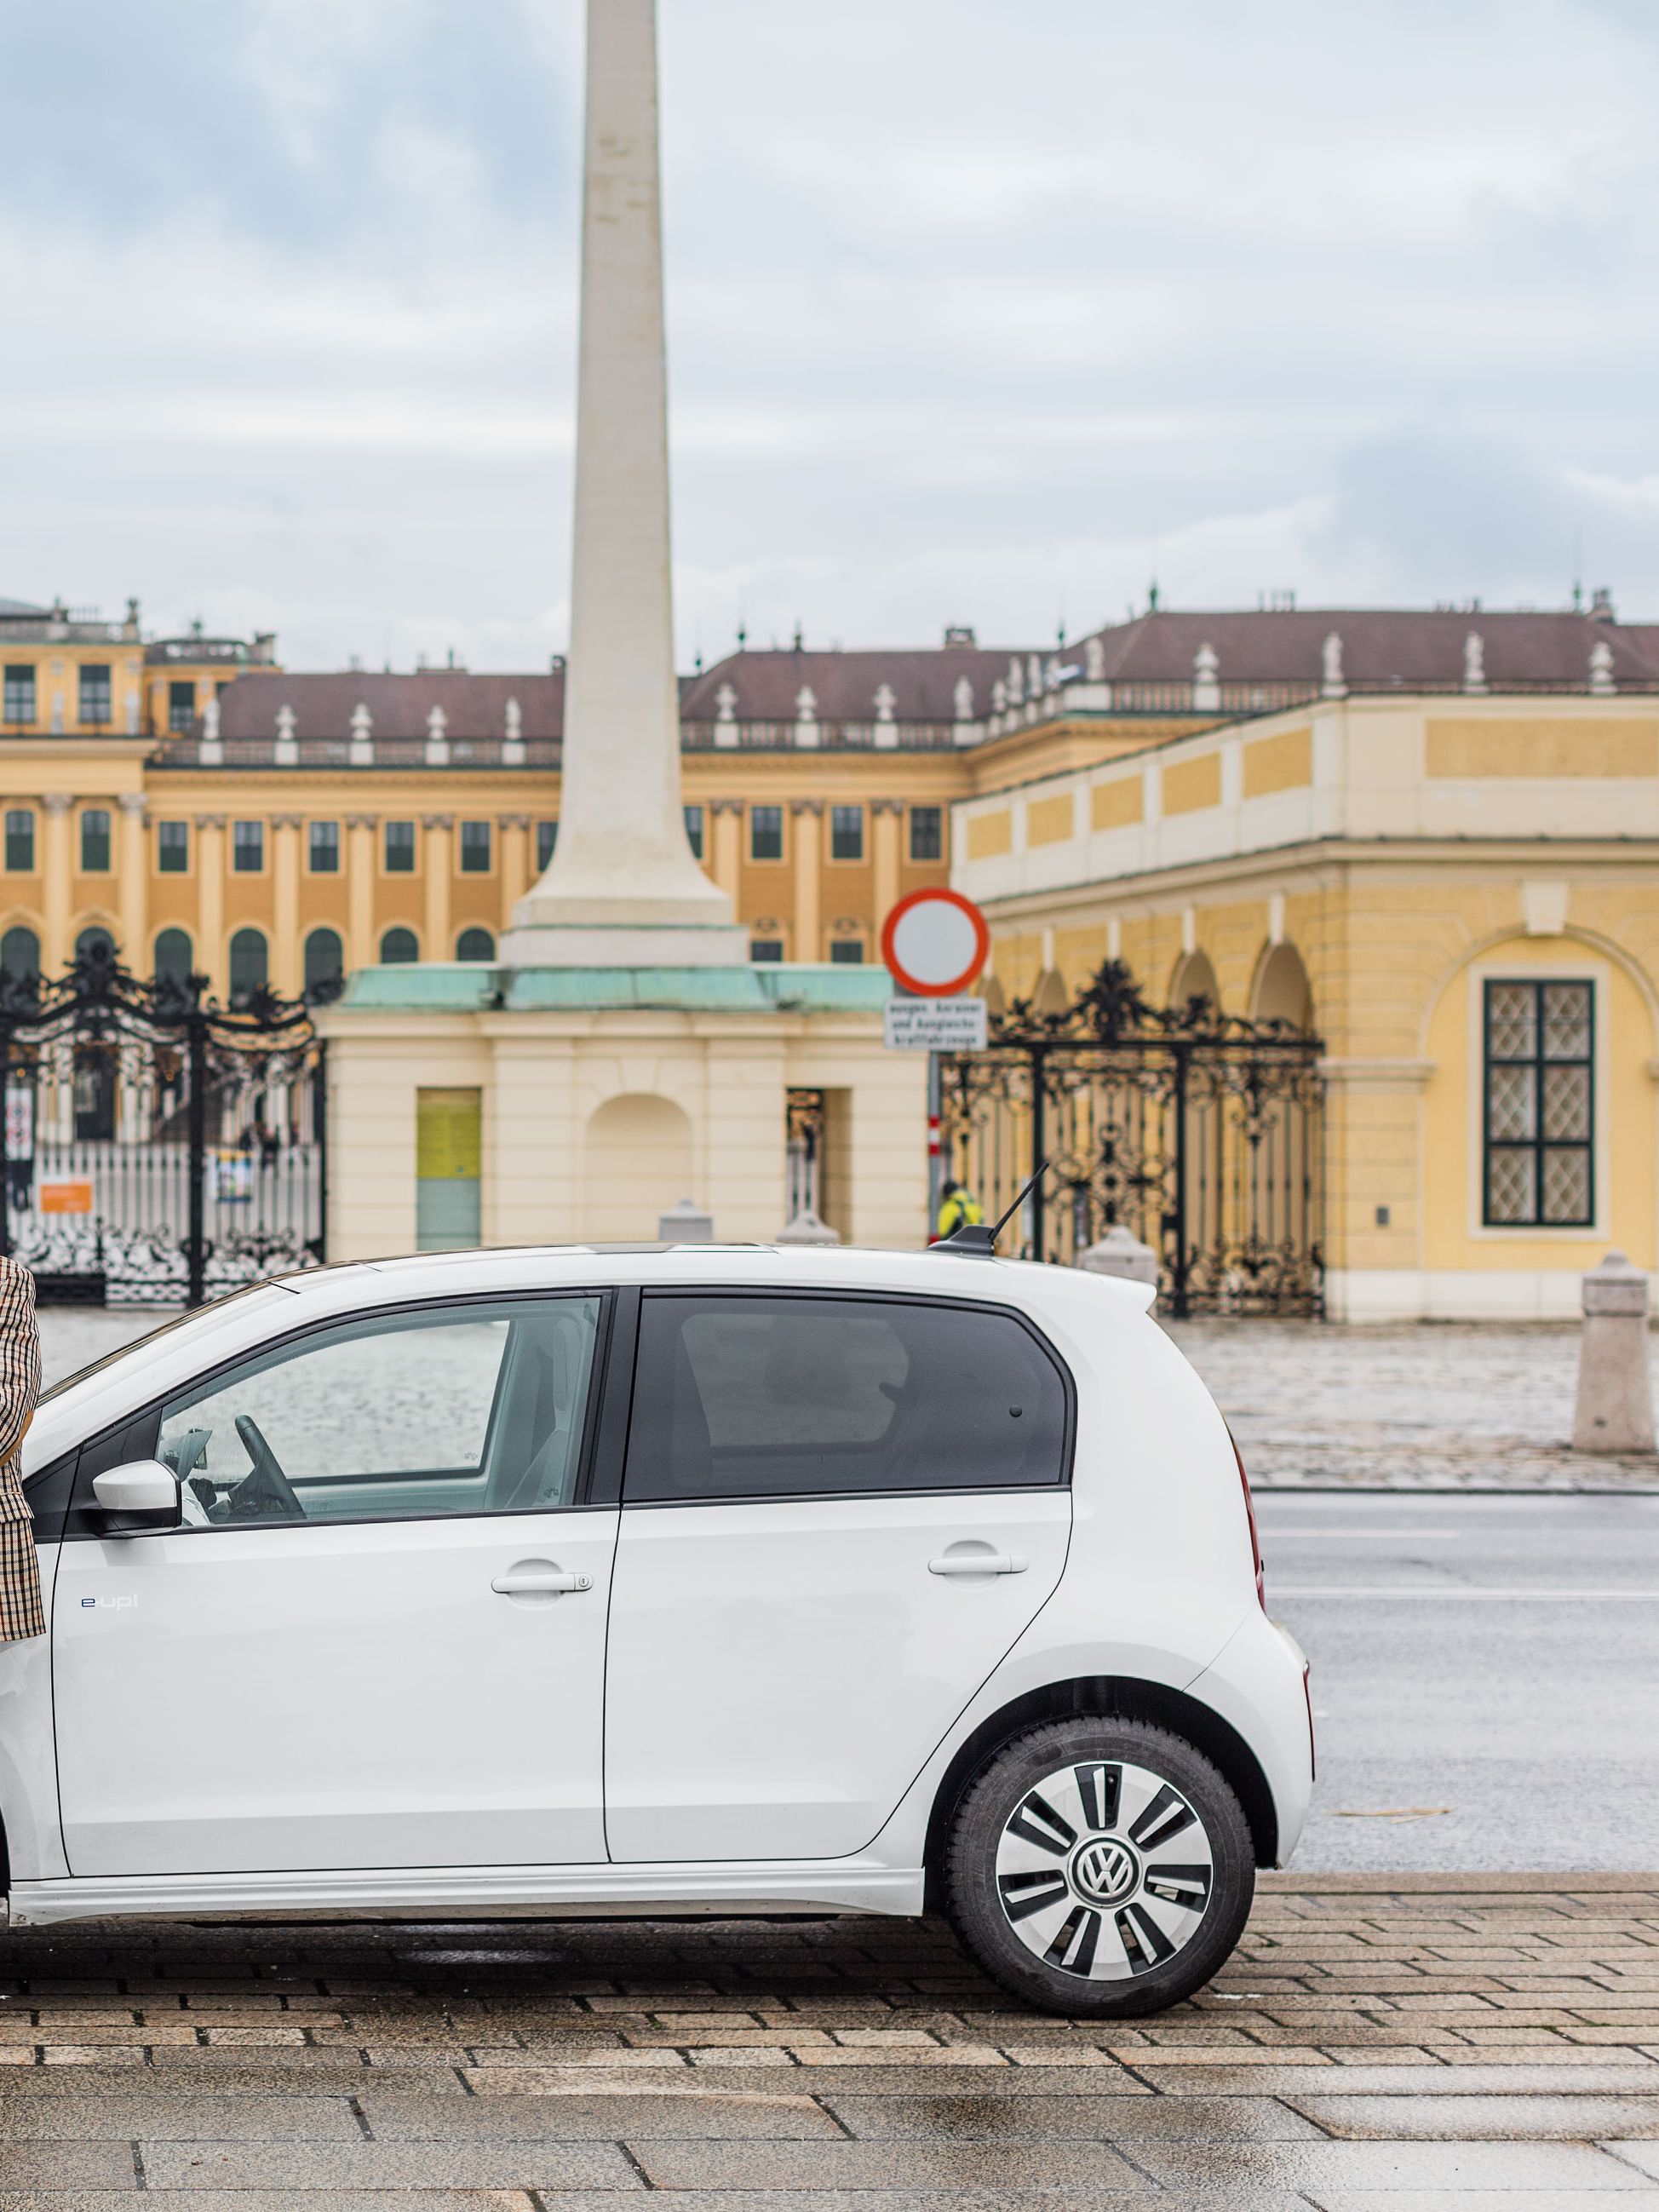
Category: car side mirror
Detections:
[{"x1": 91, "y1": 1460, "x2": 183, "y2": 1537}]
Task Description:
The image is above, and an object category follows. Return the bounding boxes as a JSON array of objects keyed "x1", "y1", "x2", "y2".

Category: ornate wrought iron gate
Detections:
[
  {"x1": 939, "y1": 962, "x2": 1325, "y2": 1316},
  {"x1": 0, "y1": 942, "x2": 329, "y2": 1307}
]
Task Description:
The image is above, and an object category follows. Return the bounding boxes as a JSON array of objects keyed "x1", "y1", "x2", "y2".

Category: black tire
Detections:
[{"x1": 943, "y1": 1716, "x2": 1255, "y2": 2018}]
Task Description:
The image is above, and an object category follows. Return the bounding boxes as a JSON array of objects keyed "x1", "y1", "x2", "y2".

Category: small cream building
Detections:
[{"x1": 954, "y1": 689, "x2": 1659, "y2": 1319}]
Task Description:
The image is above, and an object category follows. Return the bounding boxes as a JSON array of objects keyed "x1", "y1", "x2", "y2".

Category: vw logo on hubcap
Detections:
[{"x1": 1068, "y1": 1834, "x2": 1138, "y2": 1905}]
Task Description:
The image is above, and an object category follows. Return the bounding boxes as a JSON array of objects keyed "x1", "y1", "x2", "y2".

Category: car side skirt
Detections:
[{"x1": 6, "y1": 1860, "x2": 926, "y2": 1928}]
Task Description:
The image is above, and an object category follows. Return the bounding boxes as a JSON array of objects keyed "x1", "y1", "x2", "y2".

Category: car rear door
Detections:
[
  {"x1": 603, "y1": 1290, "x2": 1072, "y2": 1863},
  {"x1": 52, "y1": 1290, "x2": 626, "y2": 1878}
]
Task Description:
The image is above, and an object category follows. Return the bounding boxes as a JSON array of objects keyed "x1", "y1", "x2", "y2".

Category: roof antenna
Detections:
[{"x1": 935, "y1": 1160, "x2": 1051, "y2": 1258}]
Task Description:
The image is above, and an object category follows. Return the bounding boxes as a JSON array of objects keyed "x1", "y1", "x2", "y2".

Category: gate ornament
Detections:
[
  {"x1": 939, "y1": 962, "x2": 1325, "y2": 1317},
  {"x1": 0, "y1": 939, "x2": 335, "y2": 1308}
]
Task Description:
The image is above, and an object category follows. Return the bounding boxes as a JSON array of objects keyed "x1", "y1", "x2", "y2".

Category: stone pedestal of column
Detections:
[
  {"x1": 1079, "y1": 1225, "x2": 1161, "y2": 1293},
  {"x1": 1572, "y1": 1250, "x2": 1655, "y2": 1453}
]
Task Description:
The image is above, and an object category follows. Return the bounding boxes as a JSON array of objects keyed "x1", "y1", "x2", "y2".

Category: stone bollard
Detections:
[
  {"x1": 658, "y1": 1197, "x2": 713, "y2": 1243},
  {"x1": 776, "y1": 1207, "x2": 840, "y2": 1246},
  {"x1": 1572, "y1": 1250, "x2": 1656, "y2": 1453},
  {"x1": 1078, "y1": 1224, "x2": 1160, "y2": 1295}
]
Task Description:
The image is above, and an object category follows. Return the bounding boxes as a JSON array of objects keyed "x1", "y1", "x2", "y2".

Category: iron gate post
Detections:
[
  {"x1": 1028, "y1": 1043, "x2": 1047, "y2": 1262},
  {"x1": 1169, "y1": 1038, "x2": 1190, "y2": 1319},
  {"x1": 186, "y1": 1008, "x2": 208, "y2": 1307},
  {"x1": 314, "y1": 1037, "x2": 329, "y2": 1266}
]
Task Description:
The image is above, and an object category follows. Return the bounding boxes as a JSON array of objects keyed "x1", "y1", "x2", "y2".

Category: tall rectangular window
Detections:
[
  {"x1": 909, "y1": 805, "x2": 943, "y2": 863},
  {"x1": 750, "y1": 938, "x2": 784, "y2": 962},
  {"x1": 830, "y1": 939, "x2": 865, "y2": 964},
  {"x1": 232, "y1": 820, "x2": 265, "y2": 873},
  {"x1": 79, "y1": 808, "x2": 112, "y2": 872},
  {"x1": 749, "y1": 805, "x2": 784, "y2": 862},
  {"x1": 537, "y1": 819, "x2": 558, "y2": 870},
  {"x1": 1484, "y1": 978, "x2": 1594, "y2": 1227},
  {"x1": 156, "y1": 820, "x2": 188, "y2": 874},
  {"x1": 309, "y1": 820, "x2": 340, "y2": 873},
  {"x1": 385, "y1": 820, "x2": 416, "y2": 873},
  {"x1": 4, "y1": 811, "x2": 34, "y2": 871},
  {"x1": 3, "y1": 667, "x2": 35, "y2": 724},
  {"x1": 459, "y1": 820, "x2": 491, "y2": 874},
  {"x1": 79, "y1": 664, "x2": 112, "y2": 726},
  {"x1": 167, "y1": 680, "x2": 197, "y2": 733},
  {"x1": 830, "y1": 805, "x2": 864, "y2": 862},
  {"x1": 683, "y1": 803, "x2": 704, "y2": 859}
]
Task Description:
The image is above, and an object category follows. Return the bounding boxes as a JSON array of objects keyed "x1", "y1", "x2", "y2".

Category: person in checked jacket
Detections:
[{"x1": 0, "y1": 1255, "x2": 43, "y2": 1643}]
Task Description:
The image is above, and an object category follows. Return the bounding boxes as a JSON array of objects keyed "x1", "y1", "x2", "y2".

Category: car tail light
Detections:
[{"x1": 1227, "y1": 1425, "x2": 1266, "y2": 1612}]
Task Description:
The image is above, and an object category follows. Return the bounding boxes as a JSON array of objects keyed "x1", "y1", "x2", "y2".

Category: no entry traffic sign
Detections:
[{"x1": 881, "y1": 888, "x2": 990, "y2": 999}]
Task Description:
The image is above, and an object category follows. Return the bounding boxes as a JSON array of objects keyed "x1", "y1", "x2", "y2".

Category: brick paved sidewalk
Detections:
[{"x1": 0, "y1": 1879, "x2": 1656, "y2": 2203}]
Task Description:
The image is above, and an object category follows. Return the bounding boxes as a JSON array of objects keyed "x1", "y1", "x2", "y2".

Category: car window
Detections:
[
  {"x1": 624, "y1": 1293, "x2": 1067, "y2": 1503},
  {"x1": 153, "y1": 1296, "x2": 602, "y2": 1527}
]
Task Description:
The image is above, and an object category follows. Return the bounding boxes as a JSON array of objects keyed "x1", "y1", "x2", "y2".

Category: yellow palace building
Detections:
[
  {"x1": 8, "y1": 586, "x2": 1659, "y2": 1319},
  {"x1": 951, "y1": 601, "x2": 1659, "y2": 1320}
]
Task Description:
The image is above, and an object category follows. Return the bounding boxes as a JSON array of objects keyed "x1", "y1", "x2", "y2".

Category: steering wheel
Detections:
[{"x1": 228, "y1": 1414, "x2": 304, "y2": 1522}]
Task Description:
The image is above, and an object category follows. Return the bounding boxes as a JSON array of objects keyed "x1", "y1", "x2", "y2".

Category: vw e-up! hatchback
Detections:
[{"x1": 7, "y1": 1244, "x2": 1312, "y2": 2016}]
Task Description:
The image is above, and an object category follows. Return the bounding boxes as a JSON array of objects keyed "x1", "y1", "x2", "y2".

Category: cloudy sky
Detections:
[{"x1": 3, "y1": 0, "x2": 1656, "y2": 669}]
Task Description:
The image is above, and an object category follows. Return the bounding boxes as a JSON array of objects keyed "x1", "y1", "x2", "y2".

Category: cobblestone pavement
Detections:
[
  {"x1": 1168, "y1": 1319, "x2": 1659, "y2": 1491},
  {"x1": 37, "y1": 1305, "x2": 1659, "y2": 1491},
  {"x1": 0, "y1": 1881, "x2": 1654, "y2": 2203}
]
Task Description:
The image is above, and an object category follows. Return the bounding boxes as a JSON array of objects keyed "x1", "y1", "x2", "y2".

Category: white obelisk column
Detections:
[{"x1": 502, "y1": 0, "x2": 743, "y2": 966}]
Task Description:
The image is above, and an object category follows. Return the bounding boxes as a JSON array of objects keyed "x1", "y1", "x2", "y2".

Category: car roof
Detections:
[{"x1": 273, "y1": 1243, "x2": 1156, "y2": 1324}]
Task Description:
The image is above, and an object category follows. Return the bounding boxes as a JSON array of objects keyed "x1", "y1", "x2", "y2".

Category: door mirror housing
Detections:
[{"x1": 91, "y1": 1460, "x2": 182, "y2": 1536}]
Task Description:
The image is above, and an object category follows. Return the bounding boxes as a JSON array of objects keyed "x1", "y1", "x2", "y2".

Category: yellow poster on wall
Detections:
[{"x1": 416, "y1": 1089, "x2": 481, "y2": 1181}]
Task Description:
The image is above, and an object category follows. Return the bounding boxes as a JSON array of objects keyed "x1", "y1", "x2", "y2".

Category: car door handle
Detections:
[
  {"x1": 928, "y1": 1552, "x2": 1028, "y2": 1577},
  {"x1": 491, "y1": 1569, "x2": 592, "y2": 1595}
]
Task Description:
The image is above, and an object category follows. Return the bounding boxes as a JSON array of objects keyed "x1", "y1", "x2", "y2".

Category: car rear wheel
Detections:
[{"x1": 944, "y1": 1716, "x2": 1255, "y2": 2017}]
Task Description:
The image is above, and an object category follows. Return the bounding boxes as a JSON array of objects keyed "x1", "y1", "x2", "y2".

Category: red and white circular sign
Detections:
[{"x1": 881, "y1": 888, "x2": 990, "y2": 998}]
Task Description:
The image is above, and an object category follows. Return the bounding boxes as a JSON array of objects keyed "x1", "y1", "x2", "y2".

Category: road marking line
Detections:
[{"x1": 1277, "y1": 1586, "x2": 1659, "y2": 1600}]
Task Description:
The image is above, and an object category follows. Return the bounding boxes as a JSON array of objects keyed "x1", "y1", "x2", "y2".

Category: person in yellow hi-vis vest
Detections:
[{"x1": 934, "y1": 1179, "x2": 984, "y2": 1242}]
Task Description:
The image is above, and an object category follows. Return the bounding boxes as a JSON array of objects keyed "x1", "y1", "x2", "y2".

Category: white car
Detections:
[{"x1": 8, "y1": 1242, "x2": 1312, "y2": 2017}]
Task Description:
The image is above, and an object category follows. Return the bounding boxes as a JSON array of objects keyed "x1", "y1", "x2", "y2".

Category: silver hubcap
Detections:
[{"x1": 995, "y1": 1758, "x2": 1214, "y2": 1980}]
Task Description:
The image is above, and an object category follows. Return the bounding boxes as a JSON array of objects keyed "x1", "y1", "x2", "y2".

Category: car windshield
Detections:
[{"x1": 39, "y1": 1284, "x2": 300, "y2": 1405}]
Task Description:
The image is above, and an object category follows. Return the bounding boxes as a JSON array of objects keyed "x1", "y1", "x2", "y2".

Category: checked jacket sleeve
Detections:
[{"x1": 0, "y1": 1257, "x2": 43, "y2": 1642}]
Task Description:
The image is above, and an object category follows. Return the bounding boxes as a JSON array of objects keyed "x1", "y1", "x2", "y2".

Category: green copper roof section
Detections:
[{"x1": 336, "y1": 962, "x2": 893, "y2": 1015}]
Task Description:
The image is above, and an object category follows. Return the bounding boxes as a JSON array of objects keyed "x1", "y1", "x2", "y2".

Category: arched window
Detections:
[
  {"x1": 153, "y1": 928, "x2": 193, "y2": 985},
  {"x1": 75, "y1": 925, "x2": 117, "y2": 963},
  {"x1": 229, "y1": 927, "x2": 268, "y2": 1006},
  {"x1": 455, "y1": 926, "x2": 495, "y2": 961},
  {"x1": 1169, "y1": 948, "x2": 1220, "y2": 1017},
  {"x1": 379, "y1": 927, "x2": 419, "y2": 965},
  {"x1": 1252, "y1": 941, "x2": 1314, "y2": 1031},
  {"x1": 0, "y1": 926, "x2": 39, "y2": 983},
  {"x1": 304, "y1": 927, "x2": 344, "y2": 991}
]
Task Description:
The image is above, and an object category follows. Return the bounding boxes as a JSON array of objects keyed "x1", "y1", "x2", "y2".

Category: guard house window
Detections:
[
  {"x1": 683, "y1": 804, "x2": 704, "y2": 859},
  {"x1": 79, "y1": 808, "x2": 112, "y2": 872},
  {"x1": 750, "y1": 806, "x2": 784, "y2": 862},
  {"x1": 910, "y1": 805, "x2": 943, "y2": 863},
  {"x1": 4, "y1": 811, "x2": 33, "y2": 871},
  {"x1": 385, "y1": 820, "x2": 416, "y2": 873},
  {"x1": 3, "y1": 666, "x2": 35, "y2": 724},
  {"x1": 1484, "y1": 978, "x2": 1594, "y2": 1227},
  {"x1": 167, "y1": 680, "x2": 196, "y2": 733},
  {"x1": 459, "y1": 820, "x2": 491, "y2": 874},
  {"x1": 830, "y1": 940, "x2": 865, "y2": 964},
  {"x1": 309, "y1": 820, "x2": 340, "y2": 873},
  {"x1": 156, "y1": 820, "x2": 188, "y2": 874},
  {"x1": 830, "y1": 805, "x2": 864, "y2": 862},
  {"x1": 537, "y1": 819, "x2": 558, "y2": 870},
  {"x1": 750, "y1": 939, "x2": 784, "y2": 962},
  {"x1": 232, "y1": 820, "x2": 264, "y2": 873},
  {"x1": 79, "y1": 664, "x2": 112, "y2": 726}
]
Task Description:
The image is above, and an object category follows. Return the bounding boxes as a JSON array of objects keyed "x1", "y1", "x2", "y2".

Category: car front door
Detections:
[
  {"x1": 53, "y1": 1290, "x2": 620, "y2": 1879},
  {"x1": 603, "y1": 1290, "x2": 1072, "y2": 1863}
]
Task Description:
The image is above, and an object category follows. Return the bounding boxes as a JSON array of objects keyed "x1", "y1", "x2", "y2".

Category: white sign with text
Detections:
[{"x1": 883, "y1": 996, "x2": 988, "y2": 1052}]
